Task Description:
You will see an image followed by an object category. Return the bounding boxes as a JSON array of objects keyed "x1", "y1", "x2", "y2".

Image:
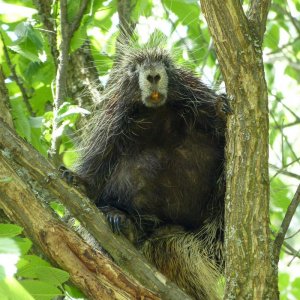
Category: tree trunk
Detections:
[{"x1": 199, "y1": 1, "x2": 279, "y2": 299}]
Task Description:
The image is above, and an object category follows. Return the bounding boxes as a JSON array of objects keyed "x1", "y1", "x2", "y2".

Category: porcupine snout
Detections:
[{"x1": 138, "y1": 62, "x2": 168, "y2": 108}]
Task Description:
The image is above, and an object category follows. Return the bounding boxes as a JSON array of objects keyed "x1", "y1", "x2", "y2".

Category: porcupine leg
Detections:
[{"x1": 141, "y1": 225, "x2": 222, "y2": 300}]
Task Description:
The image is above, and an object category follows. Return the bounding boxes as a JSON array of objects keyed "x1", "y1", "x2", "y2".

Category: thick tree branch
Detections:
[
  {"x1": 0, "y1": 155, "x2": 159, "y2": 300},
  {"x1": 0, "y1": 118, "x2": 191, "y2": 300},
  {"x1": 248, "y1": 0, "x2": 272, "y2": 41},
  {"x1": 273, "y1": 184, "x2": 300, "y2": 262}
]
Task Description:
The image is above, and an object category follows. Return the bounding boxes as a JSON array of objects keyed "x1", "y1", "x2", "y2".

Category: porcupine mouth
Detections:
[{"x1": 145, "y1": 91, "x2": 166, "y2": 107}]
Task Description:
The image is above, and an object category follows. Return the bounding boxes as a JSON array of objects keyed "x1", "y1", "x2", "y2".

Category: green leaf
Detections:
[
  {"x1": 13, "y1": 237, "x2": 32, "y2": 256},
  {"x1": 270, "y1": 178, "x2": 291, "y2": 210},
  {"x1": 9, "y1": 44, "x2": 40, "y2": 62},
  {"x1": 93, "y1": 4, "x2": 116, "y2": 31},
  {"x1": 64, "y1": 284, "x2": 85, "y2": 299},
  {"x1": 278, "y1": 273, "x2": 290, "y2": 291},
  {"x1": 22, "y1": 255, "x2": 51, "y2": 268},
  {"x1": 164, "y1": 0, "x2": 200, "y2": 26},
  {"x1": 9, "y1": 22, "x2": 44, "y2": 62},
  {"x1": 20, "y1": 280, "x2": 62, "y2": 300},
  {"x1": 292, "y1": 278, "x2": 300, "y2": 289},
  {"x1": 0, "y1": 224, "x2": 23, "y2": 238},
  {"x1": 0, "y1": 277, "x2": 34, "y2": 300},
  {"x1": 132, "y1": 0, "x2": 153, "y2": 21},
  {"x1": 285, "y1": 65, "x2": 300, "y2": 83},
  {"x1": 0, "y1": 2, "x2": 36, "y2": 23},
  {"x1": 10, "y1": 97, "x2": 31, "y2": 141},
  {"x1": 264, "y1": 24, "x2": 280, "y2": 51},
  {"x1": 18, "y1": 266, "x2": 69, "y2": 286},
  {"x1": 29, "y1": 85, "x2": 53, "y2": 115}
]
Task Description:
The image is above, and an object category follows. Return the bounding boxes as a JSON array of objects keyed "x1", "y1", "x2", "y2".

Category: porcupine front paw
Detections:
[
  {"x1": 59, "y1": 165, "x2": 87, "y2": 193},
  {"x1": 100, "y1": 206, "x2": 139, "y2": 243},
  {"x1": 59, "y1": 165, "x2": 75, "y2": 184},
  {"x1": 216, "y1": 94, "x2": 232, "y2": 119}
]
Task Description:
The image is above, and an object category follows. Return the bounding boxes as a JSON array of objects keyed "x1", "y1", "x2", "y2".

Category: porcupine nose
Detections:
[{"x1": 147, "y1": 74, "x2": 161, "y2": 84}]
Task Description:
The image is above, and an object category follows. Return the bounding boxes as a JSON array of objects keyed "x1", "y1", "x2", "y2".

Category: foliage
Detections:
[
  {"x1": 0, "y1": 223, "x2": 83, "y2": 299},
  {"x1": 0, "y1": 0, "x2": 299, "y2": 299}
]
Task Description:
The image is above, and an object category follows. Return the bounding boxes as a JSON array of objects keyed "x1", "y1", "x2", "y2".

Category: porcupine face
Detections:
[
  {"x1": 137, "y1": 61, "x2": 168, "y2": 107},
  {"x1": 124, "y1": 49, "x2": 171, "y2": 108}
]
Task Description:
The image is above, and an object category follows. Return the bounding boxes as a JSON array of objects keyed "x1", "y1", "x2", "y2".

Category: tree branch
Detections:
[
  {"x1": 248, "y1": 0, "x2": 272, "y2": 41},
  {"x1": 0, "y1": 118, "x2": 191, "y2": 300},
  {"x1": 69, "y1": 0, "x2": 90, "y2": 35},
  {"x1": 273, "y1": 184, "x2": 300, "y2": 262},
  {"x1": 0, "y1": 155, "x2": 159, "y2": 299},
  {"x1": 50, "y1": 0, "x2": 90, "y2": 164},
  {"x1": 0, "y1": 67, "x2": 13, "y2": 128}
]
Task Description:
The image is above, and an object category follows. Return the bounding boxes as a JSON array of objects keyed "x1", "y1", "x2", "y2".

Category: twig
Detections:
[
  {"x1": 287, "y1": 249, "x2": 300, "y2": 266},
  {"x1": 248, "y1": 0, "x2": 272, "y2": 41},
  {"x1": 270, "y1": 163, "x2": 300, "y2": 181},
  {"x1": 273, "y1": 184, "x2": 300, "y2": 262},
  {"x1": 0, "y1": 67, "x2": 13, "y2": 128},
  {"x1": 70, "y1": 0, "x2": 90, "y2": 35},
  {"x1": 50, "y1": 0, "x2": 90, "y2": 164},
  {"x1": 285, "y1": 228, "x2": 300, "y2": 240},
  {"x1": 0, "y1": 31, "x2": 34, "y2": 116},
  {"x1": 270, "y1": 111, "x2": 300, "y2": 168},
  {"x1": 272, "y1": 3, "x2": 300, "y2": 34},
  {"x1": 271, "y1": 230, "x2": 300, "y2": 260}
]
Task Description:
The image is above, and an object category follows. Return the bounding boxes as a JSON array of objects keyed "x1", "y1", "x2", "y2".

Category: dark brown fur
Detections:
[{"x1": 75, "y1": 43, "x2": 228, "y2": 299}]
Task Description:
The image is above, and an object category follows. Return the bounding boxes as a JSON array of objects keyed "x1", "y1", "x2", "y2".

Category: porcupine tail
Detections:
[{"x1": 141, "y1": 226, "x2": 223, "y2": 300}]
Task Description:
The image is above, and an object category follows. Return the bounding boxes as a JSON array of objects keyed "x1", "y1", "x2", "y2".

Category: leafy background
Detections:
[{"x1": 0, "y1": 0, "x2": 299, "y2": 299}]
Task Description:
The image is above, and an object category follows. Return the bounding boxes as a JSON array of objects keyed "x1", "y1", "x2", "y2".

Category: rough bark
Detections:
[
  {"x1": 0, "y1": 156, "x2": 159, "y2": 299},
  {"x1": 0, "y1": 118, "x2": 192, "y2": 300},
  {"x1": 199, "y1": 1, "x2": 278, "y2": 299}
]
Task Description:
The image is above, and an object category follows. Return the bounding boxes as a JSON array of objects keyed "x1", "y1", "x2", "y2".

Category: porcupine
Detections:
[{"x1": 75, "y1": 38, "x2": 230, "y2": 300}]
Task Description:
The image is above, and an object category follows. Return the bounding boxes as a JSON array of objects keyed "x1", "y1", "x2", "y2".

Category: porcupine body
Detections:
[{"x1": 75, "y1": 40, "x2": 228, "y2": 299}]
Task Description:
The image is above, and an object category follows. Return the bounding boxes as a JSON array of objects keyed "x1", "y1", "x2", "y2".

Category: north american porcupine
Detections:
[{"x1": 75, "y1": 38, "x2": 229, "y2": 299}]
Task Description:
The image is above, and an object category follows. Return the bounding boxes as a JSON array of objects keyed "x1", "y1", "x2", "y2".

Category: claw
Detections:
[{"x1": 102, "y1": 206, "x2": 128, "y2": 235}]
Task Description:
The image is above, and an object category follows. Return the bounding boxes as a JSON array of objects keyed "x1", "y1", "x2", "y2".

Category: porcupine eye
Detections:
[{"x1": 128, "y1": 64, "x2": 137, "y2": 75}]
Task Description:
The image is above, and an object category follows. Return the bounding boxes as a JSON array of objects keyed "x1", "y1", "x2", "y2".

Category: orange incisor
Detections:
[{"x1": 151, "y1": 91, "x2": 160, "y2": 102}]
